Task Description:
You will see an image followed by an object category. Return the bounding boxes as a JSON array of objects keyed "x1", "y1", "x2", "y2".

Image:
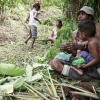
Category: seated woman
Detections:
[
  {"x1": 51, "y1": 20, "x2": 100, "y2": 81},
  {"x1": 44, "y1": 19, "x2": 63, "y2": 44}
]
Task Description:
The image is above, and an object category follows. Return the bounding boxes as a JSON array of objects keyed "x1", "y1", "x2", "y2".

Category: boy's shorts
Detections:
[
  {"x1": 81, "y1": 51, "x2": 93, "y2": 64},
  {"x1": 81, "y1": 51, "x2": 100, "y2": 68},
  {"x1": 29, "y1": 25, "x2": 37, "y2": 38}
]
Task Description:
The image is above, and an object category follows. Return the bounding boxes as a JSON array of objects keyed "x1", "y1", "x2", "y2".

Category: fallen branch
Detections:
[{"x1": 70, "y1": 91, "x2": 100, "y2": 99}]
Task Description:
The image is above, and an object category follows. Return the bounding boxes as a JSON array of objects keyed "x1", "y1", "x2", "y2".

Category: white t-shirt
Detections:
[
  {"x1": 52, "y1": 27, "x2": 57, "y2": 39},
  {"x1": 29, "y1": 9, "x2": 37, "y2": 27}
]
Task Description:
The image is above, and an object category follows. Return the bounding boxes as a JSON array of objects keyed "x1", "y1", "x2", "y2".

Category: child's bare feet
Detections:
[
  {"x1": 31, "y1": 46, "x2": 34, "y2": 49},
  {"x1": 43, "y1": 40, "x2": 47, "y2": 44},
  {"x1": 29, "y1": 47, "x2": 34, "y2": 52},
  {"x1": 70, "y1": 66, "x2": 83, "y2": 75}
]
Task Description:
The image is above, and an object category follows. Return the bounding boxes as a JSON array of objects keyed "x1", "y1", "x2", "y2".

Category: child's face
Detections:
[
  {"x1": 79, "y1": 30, "x2": 87, "y2": 41},
  {"x1": 36, "y1": 7, "x2": 40, "y2": 11},
  {"x1": 56, "y1": 21, "x2": 61, "y2": 27}
]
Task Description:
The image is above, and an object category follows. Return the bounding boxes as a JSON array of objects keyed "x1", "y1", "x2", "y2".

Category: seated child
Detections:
[
  {"x1": 44, "y1": 19, "x2": 62, "y2": 44},
  {"x1": 70, "y1": 20, "x2": 100, "y2": 75},
  {"x1": 71, "y1": 50, "x2": 94, "y2": 75}
]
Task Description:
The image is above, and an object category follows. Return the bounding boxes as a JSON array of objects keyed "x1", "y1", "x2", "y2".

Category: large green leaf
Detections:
[
  {"x1": 5, "y1": 77, "x2": 24, "y2": 89},
  {"x1": 0, "y1": 63, "x2": 25, "y2": 76}
]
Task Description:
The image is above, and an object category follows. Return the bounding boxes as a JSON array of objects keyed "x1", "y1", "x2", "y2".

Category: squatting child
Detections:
[{"x1": 44, "y1": 19, "x2": 62, "y2": 44}]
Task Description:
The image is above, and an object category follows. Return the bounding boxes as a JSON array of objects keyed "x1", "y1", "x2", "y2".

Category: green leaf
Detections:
[
  {"x1": 25, "y1": 65, "x2": 33, "y2": 82},
  {"x1": 0, "y1": 85, "x2": 13, "y2": 93},
  {"x1": 31, "y1": 73, "x2": 43, "y2": 82},
  {"x1": 0, "y1": 63, "x2": 25, "y2": 76},
  {"x1": 5, "y1": 76, "x2": 24, "y2": 89}
]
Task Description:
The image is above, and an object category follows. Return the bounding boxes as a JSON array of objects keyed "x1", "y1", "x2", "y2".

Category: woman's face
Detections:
[{"x1": 78, "y1": 11, "x2": 90, "y2": 22}]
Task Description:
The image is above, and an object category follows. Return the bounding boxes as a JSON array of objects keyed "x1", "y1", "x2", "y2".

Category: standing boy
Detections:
[{"x1": 25, "y1": 2, "x2": 41, "y2": 49}]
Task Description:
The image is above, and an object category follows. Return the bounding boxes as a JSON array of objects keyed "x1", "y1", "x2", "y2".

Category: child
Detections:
[
  {"x1": 70, "y1": 20, "x2": 100, "y2": 75},
  {"x1": 44, "y1": 19, "x2": 62, "y2": 44},
  {"x1": 24, "y1": 1, "x2": 41, "y2": 49}
]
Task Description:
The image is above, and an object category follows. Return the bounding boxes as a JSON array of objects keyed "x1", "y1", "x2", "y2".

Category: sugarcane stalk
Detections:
[
  {"x1": 47, "y1": 69, "x2": 58, "y2": 97},
  {"x1": 70, "y1": 91, "x2": 99, "y2": 99},
  {"x1": 61, "y1": 86, "x2": 66, "y2": 100},
  {"x1": 24, "y1": 82, "x2": 49, "y2": 100}
]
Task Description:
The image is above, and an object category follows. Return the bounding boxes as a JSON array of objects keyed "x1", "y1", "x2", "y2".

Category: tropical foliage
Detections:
[{"x1": 1, "y1": 0, "x2": 100, "y2": 23}]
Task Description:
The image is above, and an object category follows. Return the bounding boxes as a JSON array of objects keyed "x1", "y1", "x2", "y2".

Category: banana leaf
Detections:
[
  {"x1": 5, "y1": 77, "x2": 24, "y2": 89},
  {"x1": 0, "y1": 85, "x2": 13, "y2": 93},
  {"x1": 0, "y1": 63, "x2": 25, "y2": 76}
]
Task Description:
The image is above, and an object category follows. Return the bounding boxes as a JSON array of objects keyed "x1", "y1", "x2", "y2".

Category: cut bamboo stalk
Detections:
[{"x1": 24, "y1": 82, "x2": 49, "y2": 100}]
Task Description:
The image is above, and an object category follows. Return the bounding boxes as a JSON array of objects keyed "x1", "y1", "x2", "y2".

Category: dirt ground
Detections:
[{"x1": 0, "y1": 6, "x2": 62, "y2": 64}]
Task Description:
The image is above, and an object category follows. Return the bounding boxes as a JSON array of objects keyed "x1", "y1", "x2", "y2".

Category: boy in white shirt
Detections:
[{"x1": 25, "y1": 2, "x2": 41, "y2": 49}]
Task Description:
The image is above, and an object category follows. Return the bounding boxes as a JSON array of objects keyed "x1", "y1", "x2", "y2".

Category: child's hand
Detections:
[
  {"x1": 81, "y1": 64, "x2": 86, "y2": 68},
  {"x1": 82, "y1": 41, "x2": 88, "y2": 48}
]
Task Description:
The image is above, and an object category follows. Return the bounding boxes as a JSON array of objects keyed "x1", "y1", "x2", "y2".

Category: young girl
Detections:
[
  {"x1": 44, "y1": 19, "x2": 63, "y2": 44},
  {"x1": 24, "y1": 1, "x2": 41, "y2": 49}
]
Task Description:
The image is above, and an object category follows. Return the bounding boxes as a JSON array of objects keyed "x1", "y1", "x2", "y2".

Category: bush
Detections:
[{"x1": 43, "y1": 19, "x2": 53, "y2": 26}]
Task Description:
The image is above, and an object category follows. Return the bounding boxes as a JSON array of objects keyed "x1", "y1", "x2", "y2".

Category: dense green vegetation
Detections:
[{"x1": 0, "y1": 0, "x2": 100, "y2": 100}]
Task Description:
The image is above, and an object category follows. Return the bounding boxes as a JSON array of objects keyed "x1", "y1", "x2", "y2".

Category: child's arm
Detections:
[
  {"x1": 34, "y1": 11, "x2": 41, "y2": 24},
  {"x1": 82, "y1": 41, "x2": 100, "y2": 68},
  {"x1": 51, "y1": 31, "x2": 54, "y2": 37}
]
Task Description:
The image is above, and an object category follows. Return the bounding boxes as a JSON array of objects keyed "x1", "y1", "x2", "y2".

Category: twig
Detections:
[
  {"x1": 24, "y1": 82, "x2": 49, "y2": 100},
  {"x1": 0, "y1": 94, "x2": 41, "y2": 99},
  {"x1": 92, "y1": 86, "x2": 97, "y2": 94},
  {"x1": 40, "y1": 83, "x2": 100, "y2": 99},
  {"x1": 43, "y1": 74, "x2": 59, "y2": 83},
  {"x1": 70, "y1": 91, "x2": 99, "y2": 99},
  {"x1": 61, "y1": 86, "x2": 66, "y2": 100},
  {"x1": 47, "y1": 69, "x2": 58, "y2": 97},
  {"x1": 24, "y1": 84, "x2": 38, "y2": 96},
  {"x1": 42, "y1": 76, "x2": 53, "y2": 95}
]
